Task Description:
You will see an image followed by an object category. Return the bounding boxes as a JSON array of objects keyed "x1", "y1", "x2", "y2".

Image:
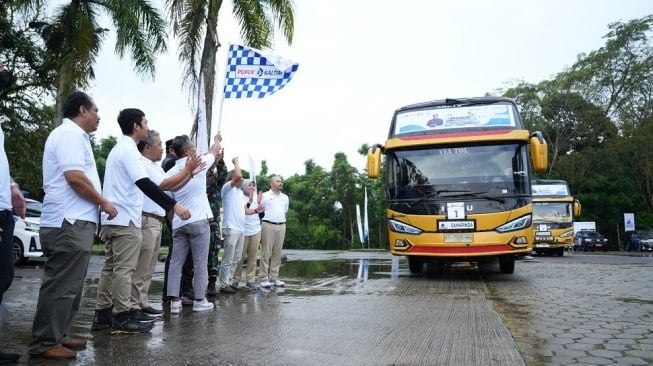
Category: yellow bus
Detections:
[
  {"x1": 531, "y1": 179, "x2": 581, "y2": 256},
  {"x1": 367, "y1": 97, "x2": 547, "y2": 274}
]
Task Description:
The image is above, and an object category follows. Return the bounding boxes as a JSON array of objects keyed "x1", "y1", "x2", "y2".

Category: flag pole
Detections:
[{"x1": 215, "y1": 42, "x2": 231, "y2": 133}]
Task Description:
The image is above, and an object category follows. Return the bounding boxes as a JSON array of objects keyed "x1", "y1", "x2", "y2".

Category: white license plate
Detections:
[
  {"x1": 536, "y1": 231, "x2": 551, "y2": 236},
  {"x1": 444, "y1": 233, "x2": 473, "y2": 243},
  {"x1": 438, "y1": 220, "x2": 475, "y2": 231}
]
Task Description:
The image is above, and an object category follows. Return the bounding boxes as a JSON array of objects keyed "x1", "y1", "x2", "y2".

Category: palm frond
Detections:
[
  {"x1": 173, "y1": 0, "x2": 207, "y2": 97},
  {"x1": 264, "y1": 0, "x2": 294, "y2": 44},
  {"x1": 102, "y1": 0, "x2": 168, "y2": 78},
  {"x1": 232, "y1": 0, "x2": 272, "y2": 49},
  {"x1": 43, "y1": 1, "x2": 105, "y2": 90}
]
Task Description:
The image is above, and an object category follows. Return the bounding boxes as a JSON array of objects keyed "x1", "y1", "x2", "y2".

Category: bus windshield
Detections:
[
  {"x1": 386, "y1": 143, "x2": 530, "y2": 201},
  {"x1": 533, "y1": 202, "x2": 572, "y2": 224}
]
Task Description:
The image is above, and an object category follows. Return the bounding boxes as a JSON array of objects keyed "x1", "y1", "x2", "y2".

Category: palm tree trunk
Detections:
[
  {"x1": 55, "y1": 64, "x2": 74, "y2": 123},
  {"x1": 191, "y1": 0, "x2": 221, "y2": 143}
]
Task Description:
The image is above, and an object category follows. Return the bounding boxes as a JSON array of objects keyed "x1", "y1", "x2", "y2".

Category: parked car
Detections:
[
  {"x1": 574, "y1": 230, "x2": 608, "y2": 252},
  {"x1": 8, "y1": 198, "x2": 43, "y2": 265},
  {"x1": 626, "y1": 230, "x2": 653, "y2": 252}
]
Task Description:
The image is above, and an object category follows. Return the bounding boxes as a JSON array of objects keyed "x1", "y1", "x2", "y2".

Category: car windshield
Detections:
[
  {"x1": 533, "y1": 202, "x2": 572, "y2": 223},
  {"x1": 26, "y1": 200, "x2": 42, "y2": 218},
  {"x1": 386, "y1": 143, "x2": 530, "y2": 202},
  {"x1": 582, "y1": 231, "x2": 601, "y2": 238},
  {"x1": 638, "y1": 230, "x2": 653, "y2": 240}
]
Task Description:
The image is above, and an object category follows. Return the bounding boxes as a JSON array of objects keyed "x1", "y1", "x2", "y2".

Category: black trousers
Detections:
[{"x1": 0, "y1": 210, "x2": 15, "y2": 305}]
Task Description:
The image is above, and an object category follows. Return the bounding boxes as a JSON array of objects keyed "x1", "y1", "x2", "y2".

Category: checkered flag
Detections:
[{"x1": 223, "y1": 44, "x2": 299, "y2": 99}]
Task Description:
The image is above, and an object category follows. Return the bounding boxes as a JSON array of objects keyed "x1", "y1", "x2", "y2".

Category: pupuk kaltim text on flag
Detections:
[{"x1": 223, "y1": 44, "x2": 299, "y2": 99}]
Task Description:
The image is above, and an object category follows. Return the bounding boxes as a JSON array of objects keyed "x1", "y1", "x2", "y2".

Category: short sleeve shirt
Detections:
[
  {"x1": 141, "y1": 156, "x2": 166, "y2": 217},
  {"x1": 101, "y1": 136, "x2": 148, "y2": 227},
  {"x1": 41, "y1": 119, "x2": 102, "y2": 227},
  {"x1": 221, "y1": 181, "x2": 247, "y2": 232},
  {"x1": 261, "y1": 190, "x2": 289, "y2": 223},
  {"x1": 167, "y1": 153, "x2": 215, "y2": 230}
]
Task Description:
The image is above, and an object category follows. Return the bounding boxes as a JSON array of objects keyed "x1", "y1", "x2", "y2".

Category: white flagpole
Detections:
[{"x1": 215, "y1": 42, "x2": 231, "y2": 133}]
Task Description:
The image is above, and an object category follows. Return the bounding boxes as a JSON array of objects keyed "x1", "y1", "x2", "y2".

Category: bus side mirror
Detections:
[
  {"x1": 367, "y1": 145, "x2": 382, "y2": 179},
  {"x1": 574, "y1": 200, "x2": 581, "y2": 217},
  {"x1": 530, "y1": 132, "x2": 548, "y2": 173}
]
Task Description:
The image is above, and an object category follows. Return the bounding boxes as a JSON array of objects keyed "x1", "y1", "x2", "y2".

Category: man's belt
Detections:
[
  {"x1": 263, "y1": 220, "x2": 285, "y2": 225},
  {"x1": 142, "y1": 211, "x2": 164, "y2": 223}
]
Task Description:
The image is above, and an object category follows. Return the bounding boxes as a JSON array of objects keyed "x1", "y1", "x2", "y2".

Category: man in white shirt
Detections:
[
  {"x1": 93, "y1": 109, "x2": 192, "y2": 335},
  {"x1": 166, "y1": 133, "x2": 222, "y2": 313},
  {"x1": 233, "y1": 179, "x2": 264, "y2": 290},
  {"x1": 219, "y1": 158, "x2": 262, "y2": 293},
  {"x1": 129, "y1": 130, "x2": 202, "y2": 318},
  {"x1": 0, "y1": 61, "x2": 27, "y2": 364},
  {"x1": 28, "y1": 91, "x2": 118, "y2": 360},
  {"x1": 259, "y1": 176, "x2": 289, "y2": 288}
]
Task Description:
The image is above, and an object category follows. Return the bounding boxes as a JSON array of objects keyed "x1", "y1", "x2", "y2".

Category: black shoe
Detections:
[
  {"x1": 206, "y1": 281, "x2": 217, "y2": 297},
  {"x1": 141, "y1": 306, "x2": 164, "y2": 317},
  {"x1": 0, "y1": 351, "x2": 20, "y2": 364},
  {"x1": 129, "y1": 308, "x2": 156, "y2": 322},
  {"x1": 92, "y1": 306, "x2": 113, "y2": 331},
  {"x1": 110, "y1": 311, "x2": 154, "y2": 335},
  {"x1": 219, "y1": 286, "x2": 236, "y2": 294},
  {"x1": 231, "y1": 282, "x2": 240, "y2": 291}
]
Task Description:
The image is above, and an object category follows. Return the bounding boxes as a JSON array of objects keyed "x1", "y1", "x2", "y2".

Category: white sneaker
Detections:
[
  {"x1": 170, "y1": 300, "x2": 182, "y2": 314},
  {"x1": 271, "y1": 279, "x2": 285, "y2": 287},
  {"x1": 193, "y1": 299, "x2": 214, "y2": 312},
  {"x1": 260, "y1": 279, "x2": 272, "y2": 288}
]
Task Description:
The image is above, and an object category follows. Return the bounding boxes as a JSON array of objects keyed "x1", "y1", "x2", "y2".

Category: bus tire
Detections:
[
  {"x1": 408, "y1": 256, "x2": 422, "y2": 274},
  {"x1": 499, "y1": 257, "x2": 515, "y2": 274}
]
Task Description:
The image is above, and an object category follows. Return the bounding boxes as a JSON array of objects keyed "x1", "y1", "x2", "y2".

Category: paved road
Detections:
[
  {"x1": 486, "y1": 252, "x2": 653, "y2": 366},
  {"x1": 1, "y1": 251, "x2": 652, "y2": 365}
]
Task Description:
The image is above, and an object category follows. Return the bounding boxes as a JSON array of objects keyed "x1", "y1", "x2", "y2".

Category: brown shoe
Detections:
[
  {"x1": 38, "y1": 345, "x2": 75, "y2": 359},
  {"x1": 62, "y1": 338, "x2": 87, "y2": 349}
]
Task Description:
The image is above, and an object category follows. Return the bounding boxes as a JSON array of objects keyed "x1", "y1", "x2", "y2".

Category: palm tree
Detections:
[
  {"x1": 38, "y1": 0, "x2": 167, "y2": 117},
  {"x1": 166, "y1": 0, "x2": 295, "y2": 138}
]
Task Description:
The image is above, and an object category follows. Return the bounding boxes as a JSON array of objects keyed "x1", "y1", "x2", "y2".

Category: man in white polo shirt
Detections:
[
  {"x1": 28, "y1": 91, "x2": 118, "y2": 359},
  {"x1": 93, "y1": 109, "x2": 193, "y2": 335},
  {"x1": 166, "y1": 133, "x2": 222, "y2": 313},
  {"x1": 219, "y1": 157, "x2": 262, "y2": 294},
  {"x1": 259, "y1": 176, "x2": 289, "y2": 288},
  {"x1": 129, "y1": 130, "x2": 203, "y2": 318}
]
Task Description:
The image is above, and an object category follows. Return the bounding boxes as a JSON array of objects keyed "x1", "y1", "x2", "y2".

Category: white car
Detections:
[{"x1": 11, "y1": 198, "x2": 43, "y2": 265}]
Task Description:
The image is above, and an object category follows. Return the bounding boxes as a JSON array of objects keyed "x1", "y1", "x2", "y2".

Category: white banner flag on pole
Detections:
[
  {"x1": 197, "y1": 78, "x2": 209, "y2": 154},
  {"x1": 356, "y1": 204, "x2": 364, "y2": 244},
  {"x1": 248, "y1": 155, "x2": 257, "y2": 195}
]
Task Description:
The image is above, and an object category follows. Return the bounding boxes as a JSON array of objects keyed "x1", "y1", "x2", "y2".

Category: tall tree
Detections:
[
  {"x1": 1, "y1": 2, "x2": 57, "y2": 198},
  {"x1": 37, "y1": 0, "x2": 168, "y2": 117},
  {"x1": 166, "y1": 0, "x2": 295, "y2": 140}
]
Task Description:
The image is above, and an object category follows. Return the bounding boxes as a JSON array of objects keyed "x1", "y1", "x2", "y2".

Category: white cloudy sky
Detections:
[{"x1": 80, "y1": 0, "x2": 650, "y2": 177}]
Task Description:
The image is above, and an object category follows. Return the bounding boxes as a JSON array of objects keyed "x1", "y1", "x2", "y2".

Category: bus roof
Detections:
[{"x1": 389, "y1": 97, "x2": 524, "y2": 139}]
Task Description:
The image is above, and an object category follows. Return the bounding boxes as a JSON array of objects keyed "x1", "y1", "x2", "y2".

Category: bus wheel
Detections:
[
  {"x1": 499, "y1": 257, "x2": 515, "y2": 274},
  {"x1": 408, "y1": 256, "x2": 422, "y2": 274}
]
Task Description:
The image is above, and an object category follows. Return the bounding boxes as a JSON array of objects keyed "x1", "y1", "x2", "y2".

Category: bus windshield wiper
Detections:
[
  {"x1": 407, "y1": 189, "x2": 471, "y2": 207},
  {"x1": 439, "y1": 191, "x2": 506, "y2": 204}
]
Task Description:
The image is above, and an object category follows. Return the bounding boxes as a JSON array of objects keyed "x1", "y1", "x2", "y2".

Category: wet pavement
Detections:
[{"x1": 1, "y1": 250, "x2": 652, "y2": 365}]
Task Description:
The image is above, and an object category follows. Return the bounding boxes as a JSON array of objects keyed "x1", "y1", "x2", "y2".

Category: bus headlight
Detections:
[
  {"x1": 495, "y1": 215, "x2": 532, "y2": 233},
  {"x1": 389, "y1": 219, "x2": 422, "y2": 235},
  {"x1": 559, "y1": 230, "x2": 574, "y2": 238}
]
